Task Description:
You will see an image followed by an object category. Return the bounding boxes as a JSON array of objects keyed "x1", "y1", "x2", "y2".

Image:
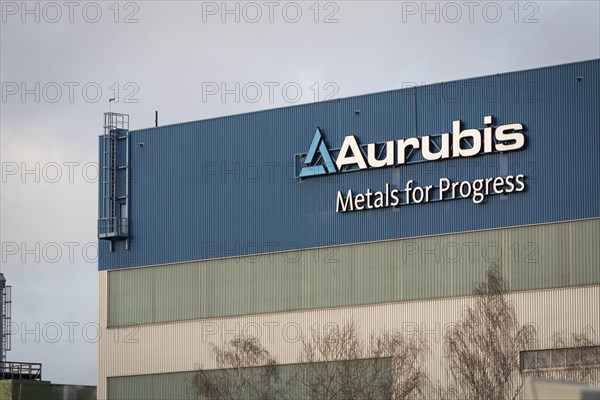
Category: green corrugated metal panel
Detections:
[
  {"x1": 107, "y1": 374, "x2": 170, "y2": 400},
  {"x1": 109, "y1": 369, "x2": 289, "y2": 400},
  {"x1": 154, "y1": 263, "x2": 200, "y2": 323},
  {"x1": 570, "y1": 219, "x2": 600, "y2": 286},
  {"x1": 108, "y1": 269, "x2": 152, "y2": 326},
  {"x1": 108, "y1": 219, "x2": 600, "y2": 327},
  {"x1": 505, "y1": 222, "x2": 571, "y2": 291},
  {"x1": 204, "y1": 255, "x2": 304, "y2": 319},
  {"x1": 398, "y1": 228, "x2": 504, "y2": 300},
  {"x1": 303, "y1": 243, "x2": 397, "y2": 310},
  {"x1": 107, "y1": 359, "x2": 392, "y2": 400}
]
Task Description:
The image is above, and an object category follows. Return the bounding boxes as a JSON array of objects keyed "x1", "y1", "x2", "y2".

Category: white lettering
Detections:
[{"x1": 336, "y1": 135, "x2": 368, "y2": 170}]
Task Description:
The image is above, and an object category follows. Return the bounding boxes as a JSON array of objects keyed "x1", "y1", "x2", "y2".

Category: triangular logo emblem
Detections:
[{"x1": 299, "y1": 128, "x2": 337, "y2": 177}]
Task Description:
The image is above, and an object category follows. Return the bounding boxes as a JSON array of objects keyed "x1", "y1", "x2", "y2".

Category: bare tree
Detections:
[
  {"x1": 299, "y1": 319, "x2": 428, "y2": 400},
  {"x1": 442, "y1": 265, "x2": 537, "y2": 400},
  {"x1": 191, "y1": 335, "x2": 286, "y2": 400}
]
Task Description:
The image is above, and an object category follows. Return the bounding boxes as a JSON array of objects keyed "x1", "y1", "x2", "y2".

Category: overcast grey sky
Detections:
[{"x1": 1, "y1": 0, "x2": 599, "y2": 386}]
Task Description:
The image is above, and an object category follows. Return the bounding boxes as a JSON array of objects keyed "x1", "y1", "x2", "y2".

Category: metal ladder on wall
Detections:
[
  {"x1": 98, "y1": 113, "x2": 130, "y2": 251},
  {"x1": 1, "y1": 285, "x2": 11, "y2": 360}
]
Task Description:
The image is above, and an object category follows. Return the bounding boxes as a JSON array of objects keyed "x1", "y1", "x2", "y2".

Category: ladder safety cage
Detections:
[
  {"x1": 98, "y1": 113, "x2": 130, "y2": 251},
  {"x1": 1, "y1": 285, "x2": 11, "y2": 360}
]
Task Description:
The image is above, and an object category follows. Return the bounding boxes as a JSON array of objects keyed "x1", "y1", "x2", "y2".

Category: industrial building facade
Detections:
[{"x1": 97, "y1": 60, "x2": 600, "y2": 399}]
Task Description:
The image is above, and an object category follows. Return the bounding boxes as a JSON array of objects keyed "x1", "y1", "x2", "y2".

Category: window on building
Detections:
[{"x1": 520, "y1": 346, "x2": 599, "y2": 371}]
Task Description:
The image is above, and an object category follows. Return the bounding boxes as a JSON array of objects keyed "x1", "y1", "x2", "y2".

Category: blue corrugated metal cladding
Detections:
[{"x1": 99, "y1": 59, "x2": 600, "y2": 270}]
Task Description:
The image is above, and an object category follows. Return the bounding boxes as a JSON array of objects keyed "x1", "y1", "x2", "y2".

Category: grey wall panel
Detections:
[
  {"x1": 99, "y1": 60, "x2": 600, "y2": 270},
  {"x1": 107, "y1": 219, "x2": 600, "y2": 326}
]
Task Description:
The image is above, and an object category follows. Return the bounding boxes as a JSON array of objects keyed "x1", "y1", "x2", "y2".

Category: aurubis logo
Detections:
[{"x1": 298, "y1": 116, "x2": 525, "y2": 178}]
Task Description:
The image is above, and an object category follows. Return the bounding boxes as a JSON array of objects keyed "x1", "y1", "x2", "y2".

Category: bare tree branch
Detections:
[
  {"x1": 442, "y1": 265, "x2": 537, "y2": 400},
  {"x1": 191, "y1": 335, "x2": 288, "y2": 400},
  {"x1": 299, "y1": 319, "x2": 428, "y2": 400}
]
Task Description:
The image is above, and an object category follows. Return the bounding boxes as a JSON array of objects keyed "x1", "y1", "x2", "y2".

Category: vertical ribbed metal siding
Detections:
[
  {"x1": 97, "y1": 284, "x2": 600, "y2": 399},
  {"x1": 107, "y1": 359, "x2": 391, "y2": 400},
  {"x1": 99, "y1": 60, "x2": 600, "y2": 270},
  {"x1": 107, "y1": 218, "x2": 600, "y2": 326},
  {"x1": 106, "y1": 363, "x2": 600, "y2": 400}
]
